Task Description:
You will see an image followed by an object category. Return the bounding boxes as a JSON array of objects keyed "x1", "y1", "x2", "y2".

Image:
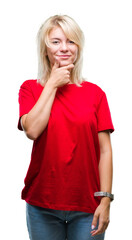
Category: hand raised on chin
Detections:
[{"x1": 48, "y1": 58, "x2": 74, "y2": 89}]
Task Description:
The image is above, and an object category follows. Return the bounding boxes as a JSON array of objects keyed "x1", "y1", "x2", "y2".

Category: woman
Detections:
[{"x1": 18, "y1": 15, "x2": 114, "y2": 240}]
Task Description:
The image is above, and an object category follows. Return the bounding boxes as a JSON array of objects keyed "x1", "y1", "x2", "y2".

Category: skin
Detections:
[
  {"x1": 46, "y1": 26, "x2": 78, "y2": 69},
  {"x1": 21, "y1": 26, "x2": 113, "y2": 236},
  {"x1": 91, "y1": 130, "x2": 112, "y2": 236}
]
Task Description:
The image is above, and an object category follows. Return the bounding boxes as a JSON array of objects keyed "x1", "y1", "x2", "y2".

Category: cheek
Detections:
[
  {"x1": 72, "y1": 47, "x2": 78, "y2": 61},
  {"x1": 47, "y1": 46, "x2": 59, "y2": 59},
  {"x1": 46, "y1": 49, "x2": 55, "y2": 62},
  {"x1": 47, "y1": 49, "x2": 53, "y2": 57},
  {"x1": 72, "y1": 45, "x2": 78, "y2": 54}
]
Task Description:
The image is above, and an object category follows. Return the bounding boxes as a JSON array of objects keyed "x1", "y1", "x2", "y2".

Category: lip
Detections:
[{"x1": 57, "y1": 55, "x2": 71, "y2": 58}]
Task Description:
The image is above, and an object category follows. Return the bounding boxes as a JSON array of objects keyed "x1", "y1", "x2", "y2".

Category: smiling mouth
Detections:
[{"x1": 57, "y1": 55, "x2": 71, "y2": 58}]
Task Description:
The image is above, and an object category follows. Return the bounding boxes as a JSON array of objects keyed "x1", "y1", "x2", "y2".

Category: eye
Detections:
[
  {"x1": 68, "y1": 40, "x2": 75, "y2": 44},
  {"x1": 52, "y1": 40, "x2": 60, "y2": 44}
]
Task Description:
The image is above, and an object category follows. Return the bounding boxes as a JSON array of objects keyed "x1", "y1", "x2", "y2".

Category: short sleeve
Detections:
[
  {"x1": 18, "y1": 81, "x2": 35, "y2": 131},
  {"x1": 97, "y1": 92, "x2": 114, "y2": 133}
]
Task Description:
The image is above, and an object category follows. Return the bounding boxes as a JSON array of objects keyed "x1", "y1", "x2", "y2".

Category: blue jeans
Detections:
[{"x1": 26, "y1": 203, "x2": 105, "y2": 240}]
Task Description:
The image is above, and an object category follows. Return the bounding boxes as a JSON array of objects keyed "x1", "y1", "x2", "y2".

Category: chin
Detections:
[{"x1": 59, "y1": 60, "x2": 72, "y2": 67}]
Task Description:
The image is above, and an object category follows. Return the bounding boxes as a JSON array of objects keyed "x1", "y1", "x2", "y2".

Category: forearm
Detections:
[
  {"x1": 99, "y1": 148, "x2": 113, "y2": 203},
  {"x1": 23, "y1": 80, "x2": 57, "y2": 140},
  {"x1": 91, "y1": 149, "x2": 113, "y2": 235},
  {"x1": 91, "y1": 131, "x2": 113, "y2": 236}
]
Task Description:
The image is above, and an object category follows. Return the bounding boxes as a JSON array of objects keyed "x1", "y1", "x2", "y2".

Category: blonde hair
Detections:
[{"x1": 37, "y1": 15, "x2": 85, "y2": 86}]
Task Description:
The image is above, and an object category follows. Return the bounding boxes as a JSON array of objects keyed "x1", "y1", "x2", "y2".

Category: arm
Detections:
[
  {"x1": 21, "y1": 61, "x2": 74, "y2": 140},
  {"x1": 21, "y1": 81, "x2": 57, "y2": 140},
  {"x1": 91, "y1": 130, "x2": 113, "y2": 236}
]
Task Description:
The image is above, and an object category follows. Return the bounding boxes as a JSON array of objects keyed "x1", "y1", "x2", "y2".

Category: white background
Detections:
[{"x1": 0, "y1": 0, "x2": 132, "y2": 239}]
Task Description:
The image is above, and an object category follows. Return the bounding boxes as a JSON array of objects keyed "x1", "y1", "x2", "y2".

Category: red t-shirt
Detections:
[{"x1": 18, "y1": 79, "x2": 114, "y2": 213}]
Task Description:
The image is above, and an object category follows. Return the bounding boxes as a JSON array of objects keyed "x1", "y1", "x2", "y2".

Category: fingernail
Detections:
[{"x1": 91, "y1": 225, "x2": 95, "y2": 230}]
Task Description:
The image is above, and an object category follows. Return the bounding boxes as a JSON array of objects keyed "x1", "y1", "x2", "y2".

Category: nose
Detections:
[{"x1": 60, "y1": 41, "x2": 68, "y2": 52}]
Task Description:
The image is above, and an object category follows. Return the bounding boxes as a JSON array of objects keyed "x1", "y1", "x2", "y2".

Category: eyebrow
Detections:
[{"x1": 50, "y1": 38, "x2": 61, "y2": 40}]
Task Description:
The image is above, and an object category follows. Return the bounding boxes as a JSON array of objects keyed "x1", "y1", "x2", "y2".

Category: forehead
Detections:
[{"x1": 49, "y1": 26, "x2": 67, "y2": 39}]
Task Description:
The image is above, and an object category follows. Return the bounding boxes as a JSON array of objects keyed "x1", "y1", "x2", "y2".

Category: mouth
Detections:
[{"x1": 57, "y1": 55, "x2": 71, "y2": 59}]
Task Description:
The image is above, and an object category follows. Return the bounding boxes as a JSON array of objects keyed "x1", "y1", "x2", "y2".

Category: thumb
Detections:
[
  {"x1": 52, "y1": 59, "x2": 60, "y2": 69},
  {"x1": 91, "y1": 213, "x2": 98, "y2": 230}
]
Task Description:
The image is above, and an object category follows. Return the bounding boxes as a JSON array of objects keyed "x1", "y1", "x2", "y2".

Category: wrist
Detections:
[
  {"x1": 100, "y1": 196, "x2": 111, "y2": 205},
  {"x1": 46, "y1": 79, "x2": 58, "y2": 91},
  {"x1": 94, "y1": 191, "x2": 114, "y2": 201}
]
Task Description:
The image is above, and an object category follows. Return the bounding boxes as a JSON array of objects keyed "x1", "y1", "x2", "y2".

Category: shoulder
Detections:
[
  {"x1": 20, "y1": 79, "x2": 38, "y2": 88},
  {"x1": 19, "y1": 79, "x2": 43, "y2": 92},
  {"x1": 83, "y1": 80, "x2": 105, "y2": 97}
]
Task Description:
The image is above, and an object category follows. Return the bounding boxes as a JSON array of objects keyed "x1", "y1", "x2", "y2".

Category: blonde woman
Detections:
[{"x1": 18, "y1": 15, "x2": 114, "y2": 240}]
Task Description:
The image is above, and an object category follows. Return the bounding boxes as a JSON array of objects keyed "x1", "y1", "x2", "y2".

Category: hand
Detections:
[
  {"x1": 91, "y1": 198, "x2": 110, "y2": 236},
  {"x1": 48, "y1": 59, "x2": 74, "y2": 89}
]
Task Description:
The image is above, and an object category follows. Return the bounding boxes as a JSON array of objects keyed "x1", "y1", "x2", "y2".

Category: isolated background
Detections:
[{"x1": 0, "y1": 0, "x2": 132, "y2": 239}]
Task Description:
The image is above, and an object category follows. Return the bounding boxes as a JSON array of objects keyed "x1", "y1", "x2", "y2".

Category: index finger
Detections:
[
  {"x1": 91, "y1": 221, "x2": 106, "y2": 236},
  {"x1": 61, "y1": 64, "x2": 74, "y2": 70}
]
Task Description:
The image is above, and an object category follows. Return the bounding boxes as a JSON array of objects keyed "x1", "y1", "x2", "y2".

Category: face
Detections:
[{"x1": 46, "y1": 26, "x2": 78, "y2": 68}]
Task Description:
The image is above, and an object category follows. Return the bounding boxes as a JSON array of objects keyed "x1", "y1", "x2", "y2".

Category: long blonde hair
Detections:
[{"x1": 37, "y1": 15, "x2": 85, "y2": 86}]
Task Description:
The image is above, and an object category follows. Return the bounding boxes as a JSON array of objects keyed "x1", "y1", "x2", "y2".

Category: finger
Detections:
[
  {"x1": 91, "y1": 226, "x2": 103, "y2": 236},
  {"x1": 91, "y1": 220, "x2": 107, "y2": 236},
  {"x1": 66, "y1": 69, "x2": 70, "y2": 75},
  {"x1": 52, "y1": 59, "x2": 60, "y2": 69},
  {"x1": 61, "y1": 64, "x2": 74, "y2": 70},
  {"x1": 91, "y1": 213, "x2": 98, "y2": 231},
  {"x1": 66, "y1": 64, "x2": 74, "y2": 70},
  {"x1": 91, "y1": 227, "x2": 105, "y2": 236}
]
